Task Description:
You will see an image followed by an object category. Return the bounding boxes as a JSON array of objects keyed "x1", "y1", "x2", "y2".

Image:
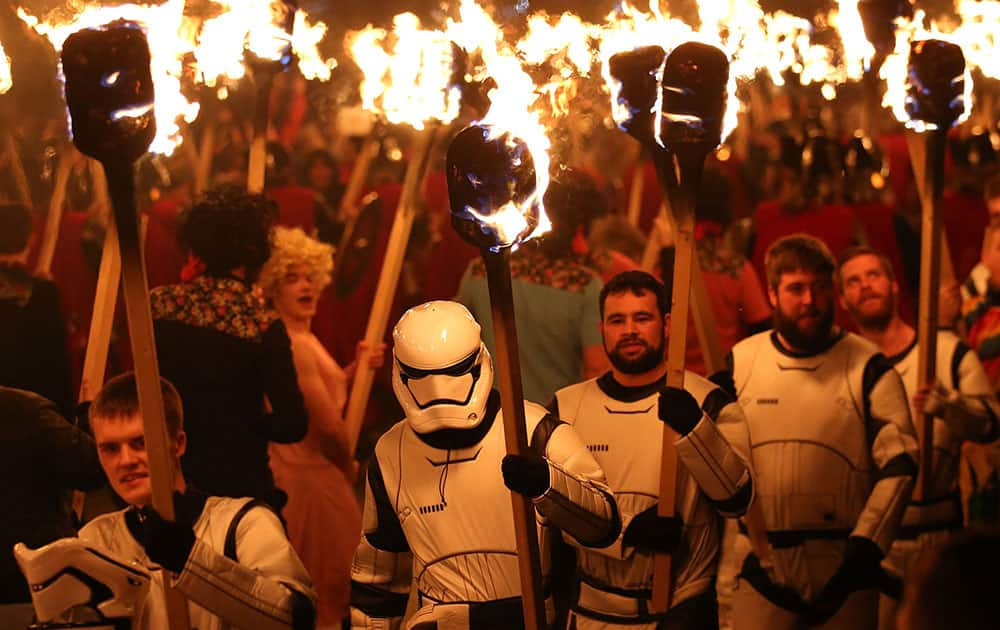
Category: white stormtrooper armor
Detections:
[
  {"x1": 725, "y1": 331, "x2": 918, "y2": 628},
  {"x1": 878, "y1": 331, "x2": 999, "y2": 628},
  {"x1": 75, "y1": 496, "x2": 316, "y2": 630},
  {"x1": 552, "y1": 370, "x2": 754, "y2": 628},
  {"x1": 14, "y1": 539, "x2": 150, "y2": 627},
  {"x1": 350, "y1": 301, "x2": 619, "y2": 629},
  {"x1": 887, "y1": 331, "x2": 998, "y2": 530}
]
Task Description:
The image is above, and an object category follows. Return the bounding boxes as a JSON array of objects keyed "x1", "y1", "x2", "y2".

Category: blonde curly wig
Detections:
[{"x1": 257, "y1": 226, "x2": 334, "y2": 300}]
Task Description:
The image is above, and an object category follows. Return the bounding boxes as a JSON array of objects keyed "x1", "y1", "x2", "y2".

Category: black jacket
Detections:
[
  {"x1": 151, "y1": 276, "x2": 308, "y2": 509},
  {"x1": 0, "y1": 388, "x2": 104, "y2": 603}
]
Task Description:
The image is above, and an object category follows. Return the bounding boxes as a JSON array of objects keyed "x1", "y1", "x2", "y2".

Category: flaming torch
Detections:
[
  {"x1": 0, "y1": 37, "x2": 32, "y2": 208},
  {"x1": 243, "y1": 0, "x2": 295, "y2": 194},
  {"x1": 0, "y1": 38, "x2": 10, "y2": 95},
  {"x1": 60, "y1": 21, "x2": 189, "y2": 630},
  {"x1": 342, "y1": 13, "x2": 464, "y2": 455},
  {"x1": 901, "y1": 38, "x2": 969, "y2": 500},
  {"x1": 446, "y1": 122, "x2": 548, "y2": 630}
]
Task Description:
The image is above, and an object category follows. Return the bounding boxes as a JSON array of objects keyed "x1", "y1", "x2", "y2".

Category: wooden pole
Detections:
[
  {"x1": 333, "y1": 136, "x2": 381, "y2": 281},
  {"x1": 483, "y1": 249, "x2": 546, "y2": 630},
  {"x1": 345, "y1": 127, "x2": 437, "y2": 455},
  {"x1": 641, "y1": 200, "x2": 724, "y2": 375},
  {"x1": 649, "y1": 148, "x2": 702, "y2": 612},
  {"x1": 3, "y1": 131, "x2": 32, "y2": 207},
  {"x1": 626, "y1": 160, "x2": 646, "y2": 227},
  {"x1": 906, "y1": 128, "x2": 947, "y2": 501},
  {"x1": 247, "y1": 69, "x2": 275, "y2": 194},
  {"x1": 35, "y1": 147, "x2": 73, "y2": 276},
  {"x1": 78, "y1": 218, "x2": 122, "y2": 402},
  {"x1": 103, "y1": 159, "x2": 190, "y2": 629}
]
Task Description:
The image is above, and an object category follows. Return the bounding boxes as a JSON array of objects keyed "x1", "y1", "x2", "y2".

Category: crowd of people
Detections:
[{"x1": 1, "y1": 68, "x2": 1000, "y2": 629}]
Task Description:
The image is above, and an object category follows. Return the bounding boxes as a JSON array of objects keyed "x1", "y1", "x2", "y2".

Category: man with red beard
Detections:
[
  {"x1": 837, "y1": 246, "x2": 999, "y2": 629},
  {"x1": 721, "y1": 235, "x2": 918, "y2": 630}
]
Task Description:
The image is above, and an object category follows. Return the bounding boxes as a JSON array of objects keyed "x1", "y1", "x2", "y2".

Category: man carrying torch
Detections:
[
  {"x1": 550, "y1": 269, "x2": 755, "y2": 629},
  {"x1": 348, "y1": 301, "x2": 619, "y2": 629},
  {"x1": 349, "y1": 120, "x2": 621, "y2": 630}
]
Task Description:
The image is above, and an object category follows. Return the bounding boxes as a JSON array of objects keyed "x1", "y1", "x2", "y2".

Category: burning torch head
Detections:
[
  {"x1": 905, "y1": 39, "x2": 967, "y2": 130},
  {"x1": 659, "y1": 42, "x2": 729, "y2": 149},
  {"x1": 447, "y1": 123, "x2": 540, "y2": 252},
  {"x1": 858, "y1": 0, "x2": 914, "y2": 56},
  {"x1": 607, "y1": 45, "x2": 666, "y2": 144},
  {"x1": 61, "y1": 21, "x2": 155, "y2": 164}
]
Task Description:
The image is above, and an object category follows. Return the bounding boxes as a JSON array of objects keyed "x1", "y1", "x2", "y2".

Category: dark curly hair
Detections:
[{"x1": 178, "y1": 186, "x2": 276, "y2": 281}]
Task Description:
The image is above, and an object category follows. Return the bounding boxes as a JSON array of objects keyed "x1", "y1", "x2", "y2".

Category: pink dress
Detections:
[{"x1": 270, "y1": 435, "x2": 361, "y2": 627}]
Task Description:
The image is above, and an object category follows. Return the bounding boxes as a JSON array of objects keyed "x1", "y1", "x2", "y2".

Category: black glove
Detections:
[
  {"x1": 657, "y1": 387, "x2": 703, "y2": 435},
  {"x1": 621, "y1": 506, "x2": 684, "y2": 553},
  {"x1": 502, "y1": 454, "x2": 550, "y2": 498},
  {"x1": 140, "y1": 497, "x2": 197, "y2": 574},
  {"x1": 804, "y1": 536, "x2": 884, "y2": 626}
]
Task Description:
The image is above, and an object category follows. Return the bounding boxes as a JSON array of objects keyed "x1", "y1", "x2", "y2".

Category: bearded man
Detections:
[
  {"x1": 721, "y1": 234, "x2": 918, "y2": 630},
  {"x1": 837, "y1": 246, "x2": 999, "y2": 629},
  {"x1": 550, "y1": 270, "x2": 755, "y2": 629}
]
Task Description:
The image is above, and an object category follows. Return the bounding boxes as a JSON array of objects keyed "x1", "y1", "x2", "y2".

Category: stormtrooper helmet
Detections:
[{"x1": 392, "y1": 301, "x2": 494, "y2": 434}]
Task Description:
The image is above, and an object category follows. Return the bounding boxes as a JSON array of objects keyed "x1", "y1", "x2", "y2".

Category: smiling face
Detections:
[
  {"x1": 272, "y1": 263, "x2": 319, "y2": 322},
  {"x1": 839, "y1": 253, "x2": 897, "y2": 330},
  {"x1": 600, "y1": 289, "x2": 667, "y2": 376},
  {"x1": 92, "y1": 412, "x2": 185, "y2": 507}
]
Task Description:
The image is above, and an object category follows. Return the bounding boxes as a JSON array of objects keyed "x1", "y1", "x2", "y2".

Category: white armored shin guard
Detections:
[{"x1": 674, "y1": 415, "x2": 754, "y2": 517}]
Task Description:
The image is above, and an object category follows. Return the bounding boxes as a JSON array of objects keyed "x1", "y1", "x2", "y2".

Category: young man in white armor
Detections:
[
  {"x1": 349, "y1": 300, "x2": 620, "y2": 629},
  {"x1": 720, "y1": 234, "x2": 919, "y2": 630},
  {"x1": 550, "y1": 270, "x2": 755, "y2": 629},
  {"x1": 75, "y1": 372, "x2": 317, "y2": 629},
  {"x1": 837, "y1": 246, "x2": 1000, "y2": 629}
]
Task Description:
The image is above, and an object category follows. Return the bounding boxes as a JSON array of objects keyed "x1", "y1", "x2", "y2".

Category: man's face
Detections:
[
  {"x1": 272, "y1": 264, "x2": 319, "y2": 322},
  {"x1": 92, "y1": 412, "x2": 185, "y2": 507},
  {"x1": 769, "y1": 269, "x2": 835, "y2": 352},
  {"x1": 838, "y1": 254, "x2": 897, "y2": 330},
  {"x1": 600, "y1": 289, "x2": 667, "y2": 375},
  {"x1": 987, "y1": 196, "x2": 1000, "y2": 227}
]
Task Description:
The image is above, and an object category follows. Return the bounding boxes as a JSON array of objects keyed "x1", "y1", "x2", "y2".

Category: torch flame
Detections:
[
  {"x1": 833, "y1": 0, "x2": 877, "y2": 79},
  {"x1": 18, "y1": 0, "x2": 199, "y2": 156},
  {"x1": 879, "y1": 10, "x2": 973, "y2": 132},
  {"x1": 346, "y1": 12, "x2": 461, "y2": 130},
  {"x1": 952, "y1": 0, "x2": 1000, "y2": 80},
  {"x1": 194, "y1": 1, "x2": 336, "y2": 88},
  {"x1": 448, "y1": 0, "x2": 552, "y2": 244},
  {"x1": 0, "y1": 39, "x2": 11, "y2": 94}
]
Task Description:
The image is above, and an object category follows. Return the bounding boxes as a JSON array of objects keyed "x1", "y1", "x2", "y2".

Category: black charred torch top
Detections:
[
  {"x1": 607, "y1": 45, "x2": 666, "y2": 144},
  {"x1": 905, "y1": 39, "x2": 966, "y2": 130},
  {"x1": 61, "y1": 20, "x2": 155, "y2": 164},
  {"x1": 447, "y1": 123, "x2": 539, "y2": 253},
  {"x1": 858, "y1": 0, "x2": 914, "y2": 56},
  {"x1": 659, "y1": 42, "x2": 729, "y2": 149}
]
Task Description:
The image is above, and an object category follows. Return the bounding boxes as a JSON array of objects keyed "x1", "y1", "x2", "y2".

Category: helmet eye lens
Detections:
[{"x1": 398, "y1": 348, "x2": 481, "y2": 381}]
